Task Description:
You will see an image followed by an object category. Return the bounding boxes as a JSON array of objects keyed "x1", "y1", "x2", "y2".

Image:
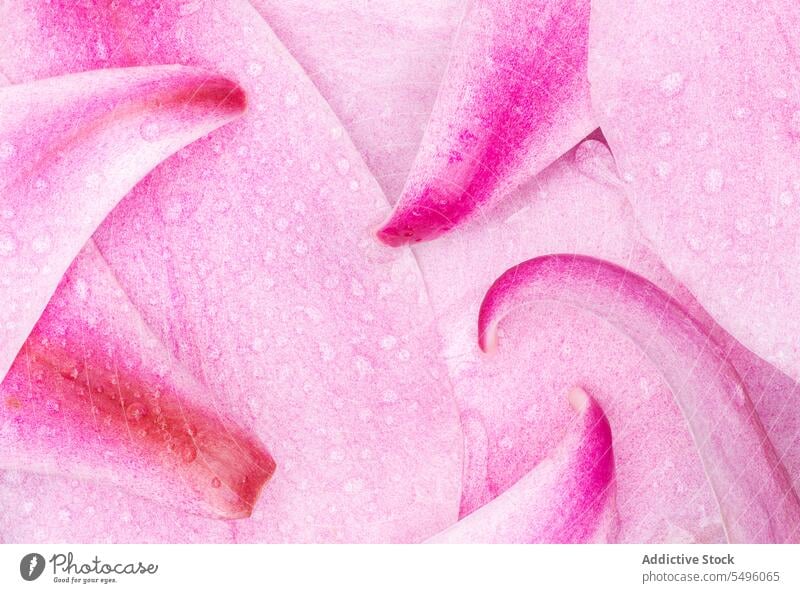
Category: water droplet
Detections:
[
  {"x1": 181, "y1": 443, "x2": 197, "y2": 463},
  {"x1": 684, "y1": 233, "x2": 705, "y2": 252},
  {"x1": 284, "y1": 91, "x2": 299, "y2": 107},
  {"x1": 125, "y1": 402, "x2": 148, "y2": 422},
  {"x1": 247, "y1": 61, "x2": 264, "y2": 77},
  {"x1": 211, "y1": 477, "x2": 221, "y2": 488},
  {"x1": 703, "y1": 169, "x2": 723, "y2": 194},
  {"x1": 336, "y1": 158, "x2": 350, "y2": 174},
  {"x1": 31, "y1": 233, "x2": 52, "y2": 254},
  {"x1": 735, "y1": 217, "x2": 753, "y2": 235},
  {"x1": 344, "y1": 478, "x2": 364, "y2": 492},
  {"x1": 0, "y1": 233, "x2": 15, "y2": 256},
  {"x1": 139, "y1": 120, "x2": 161, "y2": 142},
  {"x1": 380, "y1": 335, "x2": 397, "y2": 350},
  {"x1": 660, "y1": 72, "x2": 684, "y2": 97},
  {"x1": 212, "y1": 200, "x2": 230, "y2": 213},
  {"x1": 350, "y1": 279, "x2": 365, "y2": 297},
  {"x1": 779, "y1": 191, "x2": 794, "y2": 207},
  {"x1": 655, "y1": 131, "x2": 672, "y2": 146},
  {"x1": 0, "y1": 141, "x2": 15, "y2": 161},
  {"x1": 653, "y1": 161, "x2": 672, "y2": 178}
]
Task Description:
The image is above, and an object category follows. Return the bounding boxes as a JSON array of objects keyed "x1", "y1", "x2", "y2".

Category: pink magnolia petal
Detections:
[
  {"x1": 589, "y1": 0, "x2": 800, "y2": 381},
  {"x1": 376, "y1": 0, "x2": 595, "y2": 245},
  {"x1": 413, "y1": 143, "x2": 800, "y2": 542},
  {"x1": 1, "y1": 243, "x2": 275, "y2": 519},
  {"x1": 250, "y1": 0, "x2": 465, "y2": 200},
  {"x1": 0, "y1": 0, "x2": 463, "y2": 542},
  {"x1": 410, "y1": 145, "x2": 726, "y2": 541},
  {"x1": 479, "y1": 254, "x2": 800, "y2": 542},
  {"x1": 0, "y1": 470, "x2": 234, "y2": 543},
  {"x1": 429, "y1": 388, "x2": 616, "y2": 543},
  {"x1": 0, "y1": 65, "x2": 245, "y2": 382}
]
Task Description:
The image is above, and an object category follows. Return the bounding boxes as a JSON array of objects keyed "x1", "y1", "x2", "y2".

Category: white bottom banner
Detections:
[{"x1": 1, "y1": 544, "x2": 798, "y2": 592}]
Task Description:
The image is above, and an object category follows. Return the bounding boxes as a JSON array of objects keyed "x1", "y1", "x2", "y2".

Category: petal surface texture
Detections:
[
  {"x1": 376, "y1": 0, "x2": 595, "y2": 245},
  {"x1": 0, "y1": 65, "x2": 245, "y2": 381},
  {"x1": 589, "y1": 0, "x2": 800, "y2": 380},
  {"x1": 249, "y1": 0, "x2": 466, "y2": 200},
  {"x1": 0, "y1": 0, "x2": 462, "y2": 542},
  {"x1": 478, "y1": 254, "x2": 800, "y2": 543},
  {"x1": 1, "y1": 243, "x2": 275, "y2": 519},
  {"x1": 409, "y1": 145, "x2": 720, "y2": 541},
  {"x1": 0, "y1": 469, "x2": 235, "y2": 543},
  {"x1": 428, "y1": 388, "x2": 616, "y2": 543}
]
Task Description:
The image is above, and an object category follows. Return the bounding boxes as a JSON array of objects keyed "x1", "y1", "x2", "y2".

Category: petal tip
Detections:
[
  {"x1": 374, "y1": 220, "x2": 413, "y2": 247},
  {"x1": 567, "y1": 386, "x2": 590, "y2": 413}
]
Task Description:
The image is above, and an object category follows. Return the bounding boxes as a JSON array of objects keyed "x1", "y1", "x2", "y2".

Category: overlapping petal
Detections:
[
  {"x1": 0, "y1": 0, "x2": 463, "y2": 542},
  {"x1": 376, "y1": 0, "x2": 595, "y2": 245},
  {"x1": 0, "y1": 0, "x2": 796, "y2": 545},
  {"x1": 408, "y1": 144, "x2": 725, "y2": 541},
  {"x1": 1, "y1": 243, "x2": 275, "y2": 519},
  {"x1": 589, "y1": 0, "x2": 800, "y2": 381},
  {"x1": 0, "y1": 65, "x2": 245, "y2": 381},
  {"x1": 479, "y1": 254, "x2": 800, "y2": 542},
  {"x1": 428, "y1": 388, "x2": 616, "y2": 543},
  {"x1": 249, "y1": 0, "x2": 465, "y2": 200}
]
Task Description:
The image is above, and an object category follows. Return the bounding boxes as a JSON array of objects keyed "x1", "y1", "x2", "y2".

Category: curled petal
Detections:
[
  {"x1": 0, "y1": 65, "x2": 245, "y2": 381},
  {"x1": 479, "y1": 254, "x2": 800, "y2": 542},
  {"x1": 0, "y1": 244, "x2": 275, "y2": 519},
  {"x1": 377, "y1": 0, "x2": 594, "y2": 245},
  {"x1": 429, "y1": 388, "x2": 615, "y2": 543}
]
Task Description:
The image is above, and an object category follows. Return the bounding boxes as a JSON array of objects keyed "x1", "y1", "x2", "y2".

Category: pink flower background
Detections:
[{"x1": 0, "y1": 0, "x2": 799, "y2": 543}]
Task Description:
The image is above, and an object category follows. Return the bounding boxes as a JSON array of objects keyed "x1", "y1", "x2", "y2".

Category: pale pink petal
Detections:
[
  {"x1": 0, "y1": 65, "x2": 245, "y2": 382},
  {"x1": 0, "y1": 470, "x2": 234, "y2": 543},
  {"x1": 249, "y1": 0, "x2": 465, "y2": 200},
  {"x1": 589, "y1": 0, "x2": 800, "y2": 380},
  {"x1": 0, "y1": 0, "x2": 462, "y2": 542},
  {"x1": 410, "y1": 145, "x2": 726, "y2": 542},
  {"x1": 1, "y1": 243, "x2": 275, "y2": 520},
  {"x1": 376, "y1": 0, "x2": 595, "y2": 245},
  {"x1": 478, "y1": 255, "x2": 800, "y2": 542},
  {"x1": 428, "y1": 388, "x2": 616, "y2": 543}
]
